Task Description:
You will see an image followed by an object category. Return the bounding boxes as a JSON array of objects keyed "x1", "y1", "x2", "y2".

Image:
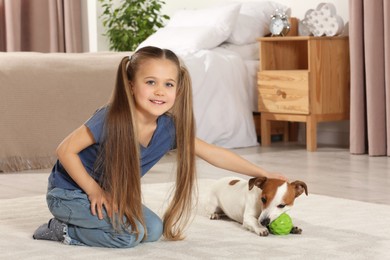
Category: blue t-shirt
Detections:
[{"x1": 48, "y1": 106, "x2": 176, "y2": 190}]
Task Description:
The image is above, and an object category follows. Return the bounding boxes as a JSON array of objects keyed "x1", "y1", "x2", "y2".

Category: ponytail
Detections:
[
  {"x1": 100, "y1": 56, "x2": 146, "y2": 240},
  {"x1": 163, "y1": 65, "x2": 197, "y2": 240}
]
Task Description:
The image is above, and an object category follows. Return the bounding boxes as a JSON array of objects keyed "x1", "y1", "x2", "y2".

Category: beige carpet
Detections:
[{"x1": 0, "y1": 179, "x2": 389, "y2": 260}]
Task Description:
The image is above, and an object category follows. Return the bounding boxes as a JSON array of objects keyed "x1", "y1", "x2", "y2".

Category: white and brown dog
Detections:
[{"x1": 208, "y1": 176, "x2": 308, "y2": 236}]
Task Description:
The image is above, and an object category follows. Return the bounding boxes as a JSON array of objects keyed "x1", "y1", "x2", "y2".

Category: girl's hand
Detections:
[
  {"x1": 87, "y1": 186, "x2": 112, "y2": 220},
  {"x1": 265, "y1": 172, "x2": 288, "y2": 181}
]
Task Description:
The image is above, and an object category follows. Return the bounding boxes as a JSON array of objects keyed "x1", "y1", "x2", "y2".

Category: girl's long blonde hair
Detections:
[{"x1": 100, "y1": 46, "x2": 196, "y2": 241}]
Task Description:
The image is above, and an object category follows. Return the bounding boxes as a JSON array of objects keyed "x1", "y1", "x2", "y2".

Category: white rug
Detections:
[{"x1": 0, "y1": 179, "x2": 389, "y2": 260}]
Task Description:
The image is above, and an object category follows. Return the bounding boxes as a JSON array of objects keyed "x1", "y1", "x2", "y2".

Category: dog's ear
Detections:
[
  {"x1": 291, "y1": 181, "x2": 308, "y2": 197},
  {"x1": 248, "y1": 177, "x2": 267, "y2": 190}
]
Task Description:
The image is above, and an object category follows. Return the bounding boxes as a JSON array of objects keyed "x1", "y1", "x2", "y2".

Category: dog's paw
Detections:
[
  {"x1": 290, "y1": 226, "x2": 302, "y2": 234},
  {"x1": 210, "y1": 213, "x2": 221, "y2": 220},
  {"x1": 255, "y1": 227, "x2": 269, "y2": 236}
]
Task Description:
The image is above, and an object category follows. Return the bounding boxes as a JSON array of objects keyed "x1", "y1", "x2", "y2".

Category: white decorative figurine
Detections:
[{"x1": 299, "y1": 3, "x2": 344, "y2": 37}]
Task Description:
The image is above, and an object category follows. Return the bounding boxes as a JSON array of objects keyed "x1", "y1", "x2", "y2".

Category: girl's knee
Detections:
[
  {"x1": 145, "y1": 216, "x2": 163, "y2": 242},
  {"x1": 110, "y1": 226, "x2": 145, "y2": 248},
  {"x1": 126, "y1": 221, "x2": 146, "y2": 247},
  {"x1": 119, "y1": 215, "x2": 162, "y2": 246},
  {"x1": 142, "y1": 205, "x2": 163, "y2": 242}
]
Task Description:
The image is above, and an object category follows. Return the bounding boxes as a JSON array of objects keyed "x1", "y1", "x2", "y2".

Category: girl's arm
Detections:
[
  {"x1": 56, "y1": 125, "x2": 111, "y2": 219},
  {"x1": 195, "y1": 138, "x2": 287, "y2": 180}
]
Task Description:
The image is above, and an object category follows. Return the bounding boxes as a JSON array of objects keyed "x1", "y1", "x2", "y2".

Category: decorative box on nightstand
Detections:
[{"x1": 257, "y1": 36, "x2": 350, "y2": 151}]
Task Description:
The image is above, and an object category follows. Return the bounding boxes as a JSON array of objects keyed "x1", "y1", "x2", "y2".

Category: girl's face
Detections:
[{"x1": 131, "y1": 58, "x2": 178, "y2": 120}]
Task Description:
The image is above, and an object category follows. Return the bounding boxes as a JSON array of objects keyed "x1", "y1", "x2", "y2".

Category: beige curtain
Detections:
[
  {"x1": 0, "y1": 0, "x2": 82, "y2": 52},
  {"x1": 349, "y1": 0, "x2": 390, "y2": 156}
]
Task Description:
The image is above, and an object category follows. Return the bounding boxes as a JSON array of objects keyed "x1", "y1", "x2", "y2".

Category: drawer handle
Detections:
[{"x1": 276, "y1": 89, "x2": 287, "y2": 99}]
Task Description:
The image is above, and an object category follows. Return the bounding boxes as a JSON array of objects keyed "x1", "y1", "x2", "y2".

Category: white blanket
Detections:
[{"x1": 182, "y1": 49, "x2": 258, "y2": 148}]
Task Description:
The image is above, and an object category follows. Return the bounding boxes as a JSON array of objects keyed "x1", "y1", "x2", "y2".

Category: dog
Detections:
[{"x1": 208, "y1": 176, "x2": 308, "y2": 236}]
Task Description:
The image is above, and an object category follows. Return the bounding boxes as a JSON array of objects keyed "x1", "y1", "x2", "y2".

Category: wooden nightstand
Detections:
[{"x1": 257, "y1": 36, "x2": 350, "y2": 151}]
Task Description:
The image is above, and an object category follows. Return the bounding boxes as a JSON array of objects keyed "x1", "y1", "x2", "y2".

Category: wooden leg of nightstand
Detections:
[
  {"x1": 306, "y1": 116, "x2": 317, "y2": 151},
  {"x1": 260, "y1": 113, "x2": 271, "y2": 146}
]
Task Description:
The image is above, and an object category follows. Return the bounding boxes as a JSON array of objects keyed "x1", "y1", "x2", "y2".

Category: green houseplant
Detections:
[{"x1": 99, "y1": 0, "x2": 169, "y2": 51}]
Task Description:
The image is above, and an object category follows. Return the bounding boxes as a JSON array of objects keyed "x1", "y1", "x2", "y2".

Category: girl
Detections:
[{"x1": 33, "y1": 46, "x2": 286, "y2": 248}]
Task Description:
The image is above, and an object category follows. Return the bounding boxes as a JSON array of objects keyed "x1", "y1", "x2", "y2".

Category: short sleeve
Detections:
[{"x1": 84, "y1": 106, "x2": 108, "y2": 143}]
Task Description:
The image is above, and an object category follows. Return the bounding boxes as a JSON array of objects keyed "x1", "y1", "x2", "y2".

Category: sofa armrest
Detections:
[{"x1": 0, "y1": 52, "x2": 132, "y2": 172}]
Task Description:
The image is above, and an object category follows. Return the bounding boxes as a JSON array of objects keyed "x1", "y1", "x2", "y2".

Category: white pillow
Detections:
[
  {"x1": 137, "y1": 27, "x2": 228, "y2": 55},
  {"x1": 167, "y1": 3, "x2": 241, "y2": 39},
  {"x1": 227, "y1": 1, "x2": 288, "y2": 45},
  {"x1": 138, "y1": 3, "x2": 242, "y2": 54}
]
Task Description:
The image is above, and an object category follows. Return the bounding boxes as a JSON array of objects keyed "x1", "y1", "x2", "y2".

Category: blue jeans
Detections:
[{"x1": 46, "y1": 187, "x2": 163, "y2": 248}]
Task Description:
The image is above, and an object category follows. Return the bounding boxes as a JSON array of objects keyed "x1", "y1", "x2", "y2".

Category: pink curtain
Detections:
[
  {"x1": 349, "y1": 0, "x2": 390, "y2": 156},
  {"x1": 0, "y1": 0, "x2": 82, "y2": 52}
]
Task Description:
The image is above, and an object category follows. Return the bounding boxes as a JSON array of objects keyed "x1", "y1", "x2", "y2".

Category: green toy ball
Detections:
[{"x1": 268, "y1": 213, "x2": 293, "y2": 235}]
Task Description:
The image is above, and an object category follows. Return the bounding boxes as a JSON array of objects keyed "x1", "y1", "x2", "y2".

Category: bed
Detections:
[{"x1": 138, "y1": 1, "x2": 287, "y2": 148}]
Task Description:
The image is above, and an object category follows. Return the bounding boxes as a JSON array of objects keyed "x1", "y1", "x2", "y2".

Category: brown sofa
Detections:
[{"x1": 0, "y1": 52, "x2": 131, "y2": 172}]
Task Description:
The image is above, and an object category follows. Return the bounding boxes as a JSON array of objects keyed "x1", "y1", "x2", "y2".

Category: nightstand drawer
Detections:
[{"x1": 258, "y1": 70, "x2": 309, "y2": 114}]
